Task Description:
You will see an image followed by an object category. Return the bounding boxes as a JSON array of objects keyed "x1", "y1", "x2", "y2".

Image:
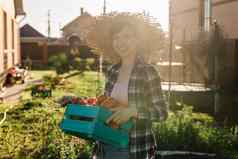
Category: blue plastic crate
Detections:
[{"x1": 59, "y1": 104, "x2": 134, "y2": 148}]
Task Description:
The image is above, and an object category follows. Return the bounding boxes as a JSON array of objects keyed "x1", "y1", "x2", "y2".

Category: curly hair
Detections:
[{"x1": 87, "y1": 12, "x2": 165, "y2": 63}]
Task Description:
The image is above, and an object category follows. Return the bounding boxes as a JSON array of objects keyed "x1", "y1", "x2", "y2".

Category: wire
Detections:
[
  {"x1": 0, "y1": 105, "x2": 14, "y2": 126},
  {"x1": 0, "y1": 111, "x2": 7, "y2": 126}
]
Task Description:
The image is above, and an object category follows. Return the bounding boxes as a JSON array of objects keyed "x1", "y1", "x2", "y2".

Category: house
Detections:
[
  {"x1": 20, "y1": 24, "x2": 67, "y2": 67},
  {"x1": 61, "y1": 8, "x2": 99, "y2": 68},
  {"x1": 20, "y1": 8, "x2": 96, "y2": 68},
  {"x1": 61, "y1": 8, "x2": 96, "y2": 43},
  {"x1": 21, "y1": 22, "x2": 97, "y2": 68},
  {"x1": 0, "y1": 0, "x2": 25, "y2": 73},
  {"x1": 170, "y1": 0, "x2": 238, "y2": 86},
  {"x1": 170, "y1": 0, "x2": 238, "y2": 122},
  {"x1": 171, "y1": 0, "x2": 238, "y2": 42},
  {"x1": 20, "y1": 24, "x2": 48, "y2": 65}
]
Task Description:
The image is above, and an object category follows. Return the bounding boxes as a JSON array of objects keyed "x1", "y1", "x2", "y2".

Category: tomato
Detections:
[
  {"x1": 87, "y1": 97, "x2": 97, "y2": 105},
  {"x1": 79, "y1": 99, "x2": 88, "y2": 105},
  {"x1": 108, "y1": 121, "x2": 119, "y2": 129}
]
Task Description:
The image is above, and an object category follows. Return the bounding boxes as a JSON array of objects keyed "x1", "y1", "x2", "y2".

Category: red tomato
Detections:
[
  {"x1": 79, "y1": 99, "x2": 88, "y2": 105},
  {"x1": 86, "y1": 98, "x2": 95, "y2": 105}
]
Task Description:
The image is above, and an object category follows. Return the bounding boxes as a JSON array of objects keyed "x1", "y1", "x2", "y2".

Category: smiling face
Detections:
[{"x1": 112, "y1": 26, "x2": 138, "y2": 59}]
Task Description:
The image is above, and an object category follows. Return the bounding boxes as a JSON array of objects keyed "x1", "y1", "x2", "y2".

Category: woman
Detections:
[{"x1": 88, "y1": 13, "x2": 168, "y2": 159}]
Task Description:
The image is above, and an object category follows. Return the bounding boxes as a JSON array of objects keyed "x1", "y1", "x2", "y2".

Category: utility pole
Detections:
[
  {"x1": 168, "y1": 0, "x2": 173, "y2": 109},
  {"x1": 47, "y1": 10, "x2": 51, "y2": 39},
  {"x1": 99, "y1": 0, "x2": 106, "y2": 94},
  {"x1": 103, "y1": 0, "x2": 106, "y2": 15},
  {"x1": 100, "y1": 0, "x2": 106, "y2": 71}
]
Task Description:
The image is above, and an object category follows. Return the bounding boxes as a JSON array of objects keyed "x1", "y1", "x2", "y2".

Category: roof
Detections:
[
  {"x1": 20, "y1": 24, "x2": 45, "y2": 38},
  {"x1": 61, "y1": 12, "x2": 92, "y2": 30}
]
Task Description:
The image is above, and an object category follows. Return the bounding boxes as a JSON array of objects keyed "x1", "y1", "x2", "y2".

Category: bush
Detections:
[
  {"x1": 153, "y1": 105, "x2": 238, "y2": 159},
  {"x1": 48, "y1": 53, "x2": 99, "y2": 74},
  {"x1": 42, "y1": 75, "x2": 67, "y2": 89},
  {"x1": 0, "y1": 98, "x2": 92, "y2": 159},
  {"x1": 48, "y1": 53, "x2": 70, "y2": 75}
]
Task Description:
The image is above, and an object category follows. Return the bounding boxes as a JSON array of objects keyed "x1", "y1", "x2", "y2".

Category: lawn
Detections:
[{"x1": 29, "y1": 70, "x2": 56, "y2": 80}]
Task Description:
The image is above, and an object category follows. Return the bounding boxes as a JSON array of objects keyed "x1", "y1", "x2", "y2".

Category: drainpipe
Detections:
[
  {"x1": 168, "y1": 0, "x2": 173, "y2": 109},
  {"x1": 213, "y1": 21, "x2": 220, "y2": 116}
]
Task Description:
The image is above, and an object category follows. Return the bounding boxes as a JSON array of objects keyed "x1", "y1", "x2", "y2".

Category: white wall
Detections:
[{"x1": 0, "y1": 0, "x2": 15, "y2": 17}]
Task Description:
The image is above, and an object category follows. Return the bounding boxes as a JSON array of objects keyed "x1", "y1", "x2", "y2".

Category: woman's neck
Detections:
[{"x1": 121, "y1": 52, "x2": 136, "y2": 68}]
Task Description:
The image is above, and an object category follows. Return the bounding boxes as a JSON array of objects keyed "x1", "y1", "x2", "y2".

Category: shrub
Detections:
[
  {"x1": 153, "y1": 105, "x2": 238, "y2": 159},
  {"x1": 0, "y1": 98, "x2": 92, "y2": 159},
  {"x1": 48, "y1": 53, "x2": 69, "y2": 75}
]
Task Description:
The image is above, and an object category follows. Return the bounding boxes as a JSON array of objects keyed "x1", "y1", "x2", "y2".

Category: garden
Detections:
[
  {"x1": 1, "y1": 20, "x2": 238, "y2": 158},
  {"x1": 0, "y1": 67, "x2": 237, "y2": 159}
]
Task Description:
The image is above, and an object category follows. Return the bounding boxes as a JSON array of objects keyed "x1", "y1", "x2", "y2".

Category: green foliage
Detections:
[
  {"x1": 48, "y1": 53, "x2": 97, "y2": 75},
  {"x1": 2, "y1": 70, "x2": 238, "y2": 158},
  {"x1": 42, "y1": 75, "x2": 66, "y2": 89},
  {"x1": 48, "y1": 53, "x2": 69, "y2": 75},
  {"x1": 0, "y1": 70, "x2": 105, "y2": 159},
  {"x1": 154, "y1": 105, "x2": 238, "y2": 159},
  {"x1": 0, "y1": 98, "x2": 92, "y2": 159}
]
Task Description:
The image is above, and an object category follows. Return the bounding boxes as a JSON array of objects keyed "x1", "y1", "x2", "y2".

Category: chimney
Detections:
[
  {"x1": 14, "y1": 0, "x2": 26, "y2": 17},
  {"x1": 80, "y1": 8, "x2": 84, "y2": 16}
]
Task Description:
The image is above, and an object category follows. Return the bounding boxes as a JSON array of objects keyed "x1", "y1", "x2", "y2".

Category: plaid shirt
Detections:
[{"x1": 104, "y1": 57, "x2": 168, "y2": 159}]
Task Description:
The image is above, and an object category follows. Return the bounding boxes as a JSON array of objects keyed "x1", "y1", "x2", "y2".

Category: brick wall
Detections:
[
  {"x1": 213, "y1": 1, "x2": 238, "y2": 39},
  {"x1": 170, "y1": 0, "x2": 238, "y2": 84}
]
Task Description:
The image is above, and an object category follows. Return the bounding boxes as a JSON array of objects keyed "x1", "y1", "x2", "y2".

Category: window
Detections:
[
  {"x1": 204, "y1": 0, "x2": 211, "y2": 32},
  {"x1": 3, "y1": 11, "x2": 7, "y2": 50}
]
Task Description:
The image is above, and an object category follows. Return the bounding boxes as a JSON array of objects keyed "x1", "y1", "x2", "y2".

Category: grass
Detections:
[
  {"x1": 22, "y1": 70, "x2": 105, "y2": 100},
  {"x1": 29, "y1": 70, "x2": 56, "y2": 80}
]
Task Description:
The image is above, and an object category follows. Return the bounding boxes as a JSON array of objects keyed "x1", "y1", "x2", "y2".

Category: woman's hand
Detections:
[
  {"x1": 97, "y1": 95, "x2": 128, "y2": 110},
  {"x1": 106, "y1": 107, "x2": 137, "y2": 125}
]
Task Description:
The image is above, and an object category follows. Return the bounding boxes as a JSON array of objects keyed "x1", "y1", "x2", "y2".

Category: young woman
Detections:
[{"x1": 88, "y1": 13, "x2": 168, "y2": 159}]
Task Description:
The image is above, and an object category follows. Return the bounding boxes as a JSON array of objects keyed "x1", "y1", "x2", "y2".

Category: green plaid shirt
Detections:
[{"x1": 104, "y1": 57, "x2": 168, "y2": 159}]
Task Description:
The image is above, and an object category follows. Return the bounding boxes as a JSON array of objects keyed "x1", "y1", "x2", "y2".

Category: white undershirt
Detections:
[
  {"x1": 111, "y1": 82, "x2": 129, "y2": 105},
  {"x1": 110, "y1": 64, "x2": 134, "y2": 106}
]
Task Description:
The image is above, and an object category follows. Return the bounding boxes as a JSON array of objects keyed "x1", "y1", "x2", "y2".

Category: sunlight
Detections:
[{"x1": 24, "y1": 0, "x2": 169, "y2": 37}]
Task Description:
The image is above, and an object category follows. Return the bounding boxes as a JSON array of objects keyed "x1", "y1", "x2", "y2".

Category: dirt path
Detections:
[{"x1": 0, "y1": 78, "x2": 42, "y2": 103}]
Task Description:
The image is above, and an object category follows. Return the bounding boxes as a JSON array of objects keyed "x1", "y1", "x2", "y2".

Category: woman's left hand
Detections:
[{"x1": 106, "y1": 107, "x2": 137, "y2": 125}]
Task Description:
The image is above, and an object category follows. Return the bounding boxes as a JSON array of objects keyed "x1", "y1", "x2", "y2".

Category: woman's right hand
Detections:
[{"x1": 97, "y1": 95, "x2": 127, "y2": 111}]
